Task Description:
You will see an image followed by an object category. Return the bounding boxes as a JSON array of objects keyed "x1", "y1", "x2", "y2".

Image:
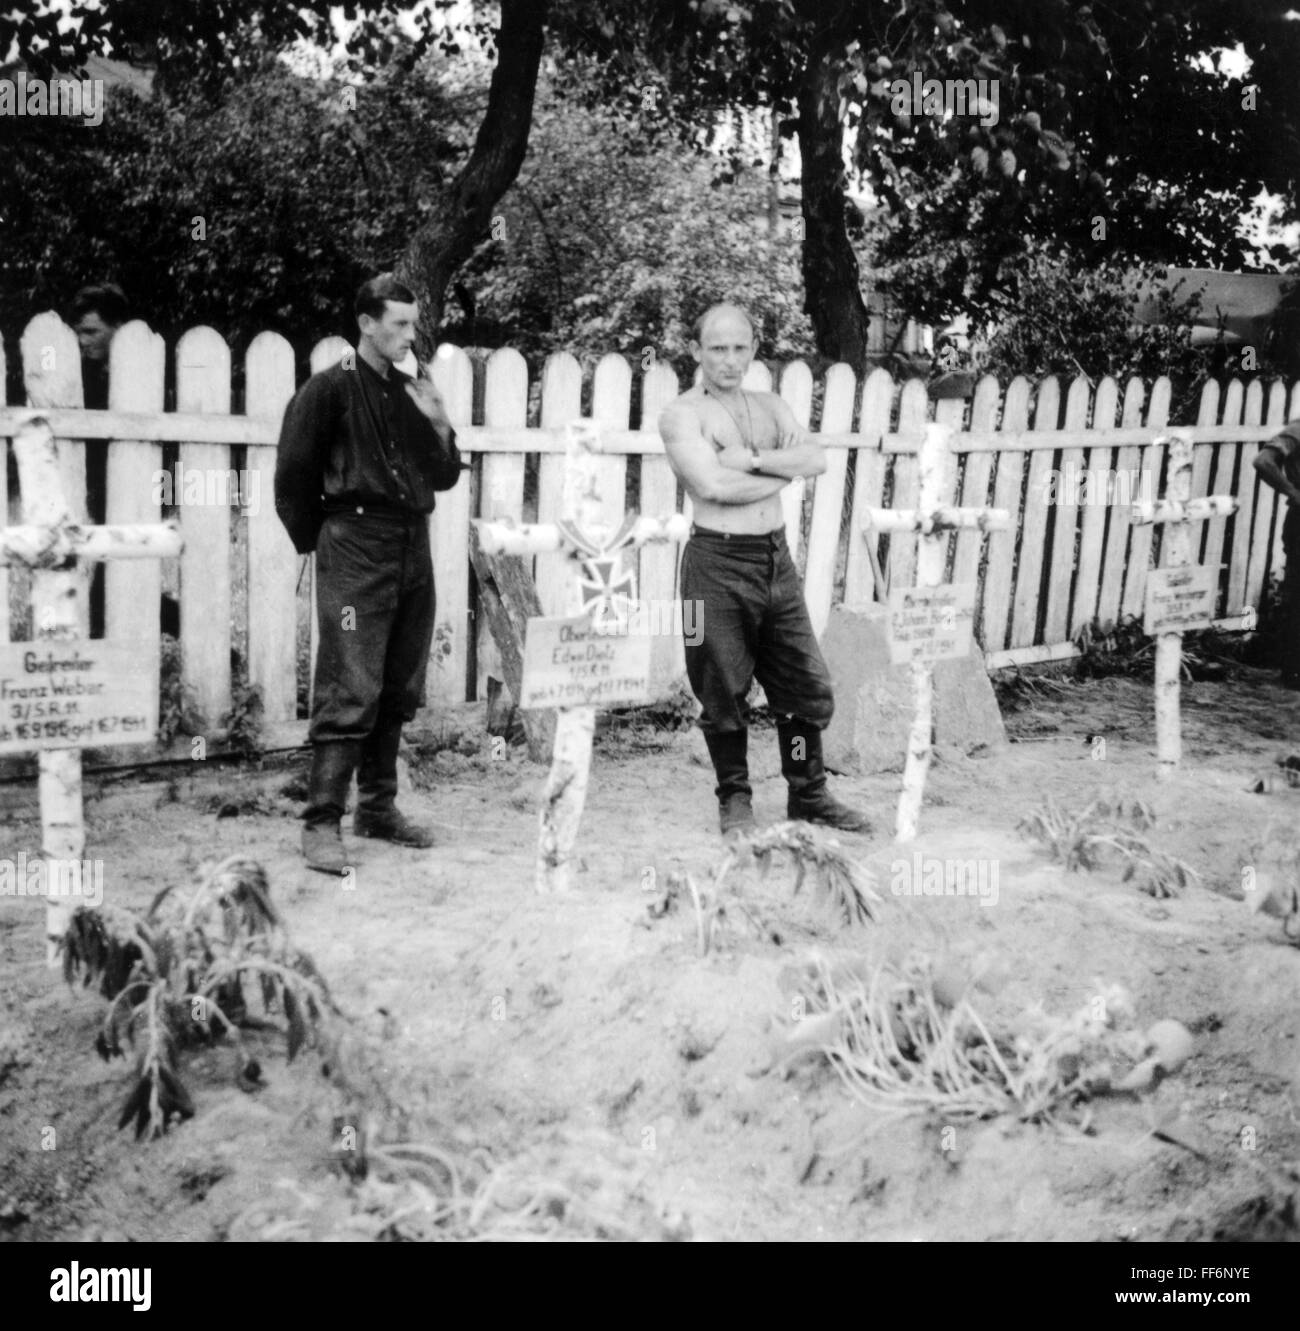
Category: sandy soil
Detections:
[{"x1": 2, "y1": 667, "x2": 1299, "y2": 1243}]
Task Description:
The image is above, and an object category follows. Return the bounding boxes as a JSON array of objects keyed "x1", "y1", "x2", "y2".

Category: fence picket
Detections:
[
  {"x1": 843, "y1": 369, "x2": 892, "y2": 606},
  {"x1": 777, "y1": 360, "x2": 812, "y2": 563},
  {"x1": 1011, "y1": 377, "x2": 1061, "y2": 647},
  {"x1": 887, "y1": 379, "x2": 927, "y2": 591},
  {"x1": 640, "y1": 362, "x2": 684, "y2": 688},
  {"x1": 952, "y1": 375, "x2": 1000, "y2": 592},
  {"x1": 477, "y1": 348, "x2": 529, "y2": 699},
  {"x1": 590, "y1": 353, "x2": 632, "y2": 534},
  {"x1": 1097, "y1": 378, "x2": 1145, "y2": 628},
  {"x1": 1122, "y1": 377, "x2": 1172, "y2": 621},
  {"x1": 245, "y1": 331, "x2": 297, "y2": 723},
  {"x1": 1225, "y1": 380, "x2": 1263, "y2": 615},
  {"x1": 535, "y1": 351, "x2": 583, "y2": 618},
  {"x1": 176, "y1": 327, "x2": 233, "y2": 731},
  {"x1": 427, "y1": 344, "x2": 475, "y2": 708},
  {"x1": 1202, "y1": 378, "x2": 1244, "y2": 581},
  {"x1": 981, "y1": 378, "x2": 1030, "y2": 651},
  {"x1": 1043, "y1": 376, "x2": 1090, "y2": 644},
  {"x1": 1188, "y1": 380, "x2": 1217, "y2": 529},
  {"x1": 803, "y1": 363, "x2": 854, "y2": 636},
  {"x1": 105, "y1": 323, "x2": 165, "y2": 674},
  {"x1": 931, "y1": 396, "x2": 965, "y2": 582},
  {"x1": 1070, "y1": 375, "x2": 1117, "y2": 637}
]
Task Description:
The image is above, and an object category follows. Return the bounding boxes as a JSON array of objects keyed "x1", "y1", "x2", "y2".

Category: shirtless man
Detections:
[{"x1": 659, "y1": 302, "x2": 870, "y2": 836}]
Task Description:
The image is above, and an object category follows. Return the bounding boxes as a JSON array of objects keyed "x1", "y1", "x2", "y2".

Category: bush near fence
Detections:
[{"x1": 2, "y1": 314, "x2": 1294, "y2": 762}]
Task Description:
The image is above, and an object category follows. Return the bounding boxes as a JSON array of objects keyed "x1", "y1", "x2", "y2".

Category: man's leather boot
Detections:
[
  {"x1": 703, "y1": 728, "x2": 757, "y2": 837},
  {"x1": 353, "y1": 717, "x2": 436, "y2": 848},
  {"x1": 778, "y1": 718, "x2": 871, "y2": 834},
  {"x1": 302, "y1": 740, "x2": 360, "y2": 874}
]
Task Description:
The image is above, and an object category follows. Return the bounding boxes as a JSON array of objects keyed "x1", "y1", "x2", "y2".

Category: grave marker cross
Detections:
[
  {"x1": 1, "y1": 416, "x2": 182, "y2": 963},
  {"x1": 474, "y1": 422, "x2": 687, "y2": 893},
  {"x1": 1130, "y1": 429, "x2": 1238, "y2": 780},
  {"x1": 863, "y1": 422, "x2": 1011, "y2": 842}
]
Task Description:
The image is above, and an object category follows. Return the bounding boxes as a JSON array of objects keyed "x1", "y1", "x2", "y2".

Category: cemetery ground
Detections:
[{"x1": 2, "y1": 665, "x2": 1299, "y2": 1243}]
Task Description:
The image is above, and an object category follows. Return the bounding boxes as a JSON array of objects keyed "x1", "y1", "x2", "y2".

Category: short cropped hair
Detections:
[
  {"x1": 355, "y1": 273, "x2": 418, "y2": 322},
  {"x1": 70, "y1": 283, "x2": 129, "y2": 328},
  {"x1": 692, "y1": 302, "x2": 756, "y2": 344}
]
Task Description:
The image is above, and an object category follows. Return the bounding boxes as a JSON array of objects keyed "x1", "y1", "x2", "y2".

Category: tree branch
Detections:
[{"x1": 397, "y1": 0, "x2": 549, "y2": 346}]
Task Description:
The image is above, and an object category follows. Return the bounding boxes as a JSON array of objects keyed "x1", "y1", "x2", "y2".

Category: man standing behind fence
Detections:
[
  {"x1": 275, "y1": 275, "x2": 463, "y2": 873},
  {"x1": 1253, "y1": 417, "x2": 1300, "y2": 689},
  {"x1": 659, "y1": 302, "x2": 870, "y2": 837}
]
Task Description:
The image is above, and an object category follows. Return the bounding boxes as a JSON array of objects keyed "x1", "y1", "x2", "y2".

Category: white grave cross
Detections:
[
  {"x1": 1, "y1": 416, "x2": 182, "y2": 964},
  {"x1": 1130, "y1": 429, "x2": 1237, "y2": 779},
  {"x1": 474, "y1": 421, "x2": 687, "y2": 893},
  {"x1": 864, "y1": 422, "x2": 1011, "y2": 842}
]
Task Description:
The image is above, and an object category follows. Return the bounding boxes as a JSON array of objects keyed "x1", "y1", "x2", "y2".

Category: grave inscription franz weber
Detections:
[{"x1": 0, "y1": 641, "x2": 157, "y2": 755}]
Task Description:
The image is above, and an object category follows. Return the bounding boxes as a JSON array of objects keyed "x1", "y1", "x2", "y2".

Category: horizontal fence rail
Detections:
[{"x1": 2, "y1": 314, "x2": 1296, "y2": 764}]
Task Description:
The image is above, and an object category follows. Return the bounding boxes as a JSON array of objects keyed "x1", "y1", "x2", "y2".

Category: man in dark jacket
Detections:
[
  {"x1": 275, "y1": 274, "x2": 463, "y2": 873},
  {"x1": 1253, "y1": 420, "x2": 1300, "y2": 688}
]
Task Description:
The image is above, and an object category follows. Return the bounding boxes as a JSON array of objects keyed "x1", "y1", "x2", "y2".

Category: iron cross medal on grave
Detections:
[{"x1": 555, "y1": 514, "x2": 640, "y2": 631}]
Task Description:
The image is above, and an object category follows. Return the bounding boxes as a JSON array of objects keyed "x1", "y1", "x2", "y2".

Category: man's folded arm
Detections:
[{"x1": 659, "y1": 403, "x2": 787, "y2": 503}]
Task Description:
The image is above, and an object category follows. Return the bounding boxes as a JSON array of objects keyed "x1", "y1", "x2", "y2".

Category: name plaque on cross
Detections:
[
  {"x1": 0, "y1": 641, "x2": 158, "y2": 754},
  {"x1": 1143, "y1": 566, "x2": 1217, "y2": 636},
  {"x1": 520, "y1": 616, "x2": 652, "y2": 710},
  {"x1": 887, "y1": 583, "x2": 976, "y2": 665}
]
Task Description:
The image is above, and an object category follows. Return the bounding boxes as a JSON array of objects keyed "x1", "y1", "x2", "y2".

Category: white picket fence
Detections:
[{"x1": 1, "y1": 313, "x2": 1295, "y2": 755}]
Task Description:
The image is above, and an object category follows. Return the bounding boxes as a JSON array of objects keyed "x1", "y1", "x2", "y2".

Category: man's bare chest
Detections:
[{"x1": 697, "y1": 394, "x2": 780, "y2": 454}]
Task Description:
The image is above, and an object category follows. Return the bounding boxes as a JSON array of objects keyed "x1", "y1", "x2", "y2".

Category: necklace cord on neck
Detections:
[{"x1": 705, "y1": 385, "x2": 758, "y2": 455}]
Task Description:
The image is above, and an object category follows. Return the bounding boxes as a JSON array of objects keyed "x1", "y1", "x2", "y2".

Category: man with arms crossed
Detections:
[{"x1": 659, "y1": 303, "x2": 870, "y2": 837}]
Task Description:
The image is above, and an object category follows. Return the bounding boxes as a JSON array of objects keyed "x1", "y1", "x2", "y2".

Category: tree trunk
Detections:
[
  {"x1": 398, "y1": 0, "x2": 548, "y2": 345},
  {"x1": 796, "y1": 43, "x2": 871, "y2": 369}
]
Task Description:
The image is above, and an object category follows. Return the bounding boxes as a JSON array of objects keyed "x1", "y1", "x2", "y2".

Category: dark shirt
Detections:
[
  {"x1": 274, "y1": 353, "x2": 462, "y2": 553},
  {"x1": 1264, "y1": 421, "x2": 1300, "y2": 492}
]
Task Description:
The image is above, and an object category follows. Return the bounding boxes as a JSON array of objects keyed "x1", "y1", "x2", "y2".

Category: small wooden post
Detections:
[
  {"x1": 1130, "y1": 429, "x2": 1238, "y2": 780},
  {"x1": 864, "y1": 423, "x2": 1011, "y2": 842},
  {"x1": 467, "y1": 528, "x2": 558, "y2": 762},
  {"x1": 474, "y1": 421, "x2": 687, "y2": 892},
  {"x1": 539, "y1": 422, "x2": 609, "y2": 894}
]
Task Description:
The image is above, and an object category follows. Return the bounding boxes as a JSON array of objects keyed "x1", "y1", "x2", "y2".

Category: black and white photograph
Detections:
[{"x1": 1, "y1": 0, "x2": 1299, "y2": 1270}]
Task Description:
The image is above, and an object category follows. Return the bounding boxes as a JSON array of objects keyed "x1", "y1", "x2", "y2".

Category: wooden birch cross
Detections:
[
  {"x1": 864, "y1": 422, "x2": 1011, "y2": 843},
  {"x1": 1130, "y1": 429, "x2": 1238, "y2": 780},
  {"x1": 473, "y1": 421, "x2": 687, "y2": 893},
  {"x1": 1, "y1": 416, "x2": 182, "y2": 965}
]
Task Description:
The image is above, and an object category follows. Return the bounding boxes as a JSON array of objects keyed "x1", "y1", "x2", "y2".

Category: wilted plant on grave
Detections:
[
  {"x1": 229, "y1": 1135, "x2": 691, "y2": 1242},
  {"x1": 1018, "y1": 796, "x2": 1197, "y2": 898},
  {"x1": 656, "y1": 822, "x2": 879, "y2": 956},
  {"x1": 61, "y1": 855, "x2": 337, "y2": 1139},
  {"x1": 778, "y1": 955, "x2": 1189, "y2": 1126}
]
